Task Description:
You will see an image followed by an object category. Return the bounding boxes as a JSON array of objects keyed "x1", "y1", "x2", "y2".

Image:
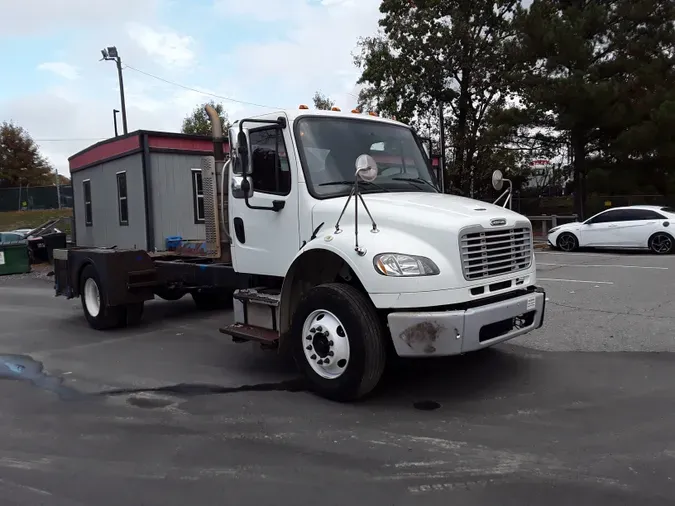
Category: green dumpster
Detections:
[{"x1": 0, "y1": 240, "x2": 31, "y2": 276}]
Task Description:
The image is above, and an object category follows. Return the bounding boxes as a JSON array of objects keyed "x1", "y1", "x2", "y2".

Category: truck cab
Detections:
[{"x1": 53, "y1": 106, "x2": 545, "y2": 402}]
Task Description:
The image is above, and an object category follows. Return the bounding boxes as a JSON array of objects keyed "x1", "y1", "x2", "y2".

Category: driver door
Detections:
[
  {"x1": 579, "y1": 209, "x2": 625, "y2": 247},
  {"x1": 228, "y1": 122, "x2": 300, "y2": 277}
]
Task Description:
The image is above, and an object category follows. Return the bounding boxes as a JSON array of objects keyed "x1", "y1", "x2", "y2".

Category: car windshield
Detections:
[{"x1": 294, "y1": 117, "x2": 439, "y2": 198}]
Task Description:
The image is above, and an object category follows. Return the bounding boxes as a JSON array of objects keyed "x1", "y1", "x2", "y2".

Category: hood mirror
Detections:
[
  {"x1": 492, "y1": 169, "x2": 513, "y2": 209},
  {"x1": 355, "y1": 154, "x2": 378, "y2": 182},
  {"x1": 492, "y1": 169, "x2": 504, "y2": 191}
]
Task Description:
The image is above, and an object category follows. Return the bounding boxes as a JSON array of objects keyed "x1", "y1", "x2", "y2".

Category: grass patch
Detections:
[{"x1": 0, "y1": 209, "x2": 73, "y2": 235}]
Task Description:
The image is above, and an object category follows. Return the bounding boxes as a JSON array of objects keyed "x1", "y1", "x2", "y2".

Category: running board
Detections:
[
  {"x1": 233, "y1": 287, "x2": 280, "y2": 332},
  {"x1": 219, "y1": 323, "x2": 278, "y2": 348}
]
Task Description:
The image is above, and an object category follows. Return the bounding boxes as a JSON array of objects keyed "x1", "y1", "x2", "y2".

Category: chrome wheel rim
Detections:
[
  {"x1": 84, "y1": 278, "x2": 101, "y2": 317},
  {"x1": 302, "y1": 310, "x2": 350, "y2": 380}
]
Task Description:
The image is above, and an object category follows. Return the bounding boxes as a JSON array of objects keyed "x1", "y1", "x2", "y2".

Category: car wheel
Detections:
[
  {"x1": 648, "y1": 232, "x2": 674, "y2": 255},
  {"x1": 291, "y1": 283, "x2": 386, "y2": 402},
  {"x1": 557, "y1": 232, "x2": 579, "y2": 252}
]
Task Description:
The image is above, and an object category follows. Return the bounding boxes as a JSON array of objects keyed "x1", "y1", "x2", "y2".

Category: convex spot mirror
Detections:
[
  {"x1": 492, "y1": 169, "x2": 504, "y2": 191},
  {"x1": 355, "y1": 154, "x2": 378, "y2": 182}
]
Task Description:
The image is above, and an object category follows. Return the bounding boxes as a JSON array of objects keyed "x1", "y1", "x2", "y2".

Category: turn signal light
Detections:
[
  {"x1": 368, "y1": 111, "x2": 378, "y2": 116},
  {"x1": 331, "y1": 106, "x2": 341, "y2": 111},
  {"x1": 351, "y1": 109, "x2": 360, "y2": 113},
  {"x1": 299, "y1": 104, "x2": 309, "y2": 109}
]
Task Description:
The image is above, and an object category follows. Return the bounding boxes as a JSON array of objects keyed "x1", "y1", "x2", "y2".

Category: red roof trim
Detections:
[
  {"x1": 147, "y1": 135, "x2": 230, "y2": 154},
  {"x1": 69, "y1": 135, "x2": 141, "y2": 172}
]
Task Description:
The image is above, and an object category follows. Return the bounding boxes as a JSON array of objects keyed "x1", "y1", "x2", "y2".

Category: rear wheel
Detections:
[
  {"x1": 80, "y1": 264, "x2": 126, "y2": 330},
  {"x1": 557, "y1": 232, "x2": 579, "y2": 252},
  {"x1": 291, "y1": 283, "x2": 386, "y2": 402},
  {"x1": 648, "y1": 232, "x2": 674, "y2": 255}
]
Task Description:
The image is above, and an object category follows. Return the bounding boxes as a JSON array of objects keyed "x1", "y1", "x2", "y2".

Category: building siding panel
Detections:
[
  {"x1": 71, "y1": 154, "x2": 147, "y2": 249},
  {"x1": 150, "y1": 152, "x2": 206, "y2": 250}
]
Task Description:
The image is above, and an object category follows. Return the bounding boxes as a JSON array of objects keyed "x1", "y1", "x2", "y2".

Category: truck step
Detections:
[
  {"x1": 219, "y1": 323, "x2": 279, "y2": 347},
  {"x1": 233, "y1": 287, "x2": 280, "y2": 307}
]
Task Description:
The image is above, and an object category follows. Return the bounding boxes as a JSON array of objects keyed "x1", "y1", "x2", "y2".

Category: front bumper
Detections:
[{"x1": 387, "y1": 287, "x2": 546, "y2": 357}]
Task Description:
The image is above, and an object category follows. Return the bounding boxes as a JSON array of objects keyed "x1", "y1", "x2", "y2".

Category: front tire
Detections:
[
  {"x1": 80, "y1": 264, "x2": 126, "y2": 330},
  {"x1": 557, "y1": 232, "x2": 579, "y2": 252},
  {"x1": 649, "y1": 232, "x2": 674, "y2": 255},
  {"x1": 291, "y1": 283, "x2": 386, "y2": 402}
]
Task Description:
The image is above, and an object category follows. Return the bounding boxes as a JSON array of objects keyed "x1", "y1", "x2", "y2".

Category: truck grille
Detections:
[{"x1": 460, "y1": 227, "x2": 532, "y2": 281}]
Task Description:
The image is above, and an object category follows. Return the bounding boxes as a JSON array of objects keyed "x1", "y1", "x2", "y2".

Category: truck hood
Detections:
[{"x1": 311, "y1": 192, "x2": 528, "y2": 232}]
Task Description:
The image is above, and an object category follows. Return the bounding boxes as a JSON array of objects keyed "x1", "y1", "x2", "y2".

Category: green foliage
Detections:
[
  {"x1": 313, "y1": 91, "x2": 335, "y2": 110},
  {"x1": 0, "y1": 122, "x2": 55, "y2": 188},
  {"x1": 181, "y1": 100, "x2": 231, "y2": 136}
]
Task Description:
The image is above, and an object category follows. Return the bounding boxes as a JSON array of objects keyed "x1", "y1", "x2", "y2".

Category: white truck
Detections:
[{"x1": 53, "y1": 105, "x2": 546, "y2": 401}]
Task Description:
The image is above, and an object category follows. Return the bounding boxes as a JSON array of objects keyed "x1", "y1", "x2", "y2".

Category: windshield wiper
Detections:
[
  {"x1": 391, "y1": 177, "x2": 439, "y2": 192},
  {"x1": 318, "y1": 181, "x2": 390, "y2": 192}
]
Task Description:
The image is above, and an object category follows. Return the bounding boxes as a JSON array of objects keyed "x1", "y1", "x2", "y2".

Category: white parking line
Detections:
[
  {"x1": 536, "y1": 251, "x2": 651, "y2": 258},
  {"x1": 538, "y1": 277, "x2": 614, "y2": 285},
  {"x1": 537, "y1": 262, "x2": 668, "y2": 270}
]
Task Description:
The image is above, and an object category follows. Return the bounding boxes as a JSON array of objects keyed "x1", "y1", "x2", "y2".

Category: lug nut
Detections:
[
  {"x1": 328, "y1": 351, "x2": 334, "y2": 357},
  {"x1": 311, "y1": 354, "x2": 317, "y2": 360},
  {"x1": 316, "y1": 326, "x2": 323, "y2": 332},
  {"x1": 306, "y1": 335, "x2": 312, "y2": 340},
  {"x1": 317, "y1": 359, "x2": 324, "y2": 365},
  {"x1": 328, "y1": 340, "x2": 334, "y2": 346},
  {"x1": 310, "y1": 327, "x2": 316, "y2": 333},
  {"x1": 306, "y1": 345, "x2": 312, "y2": 351},
  {"x1": 324, "y1": 359, "x2": 330, "y2": 365}
]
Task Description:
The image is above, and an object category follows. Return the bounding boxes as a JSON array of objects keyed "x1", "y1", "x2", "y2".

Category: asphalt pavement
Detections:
[{"x1": 0, "y1": 251, "x2": 674, "y2": 506}]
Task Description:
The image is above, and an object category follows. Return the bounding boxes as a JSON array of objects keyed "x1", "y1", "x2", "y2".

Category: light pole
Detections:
[
  {"x1": 101, "y1": 46, "x2": 128, "y2": 135},
  {"x1": 113, "y1": 109, "x2": 120, "y2": 137}
]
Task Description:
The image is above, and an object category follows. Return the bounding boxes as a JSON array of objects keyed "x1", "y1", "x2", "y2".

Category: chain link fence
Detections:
[{"x1": 0, "y1": 186, "x2": 73, "y2": 212}]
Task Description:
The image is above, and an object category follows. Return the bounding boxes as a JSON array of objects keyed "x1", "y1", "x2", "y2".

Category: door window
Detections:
[
  {"x1": 586, "y1": 209, "x2": 625, "y2": 224},
  {"x1": 250, "y1": 128, "x2": 291, "y2": 196},
  {"x1": 624, "y1": 209, "x2": 666, "y2": 220}
]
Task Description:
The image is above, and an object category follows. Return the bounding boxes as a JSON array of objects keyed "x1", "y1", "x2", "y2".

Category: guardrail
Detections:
[{"x1": 528, "y1": 215, "x2": 578, "y2": 238}]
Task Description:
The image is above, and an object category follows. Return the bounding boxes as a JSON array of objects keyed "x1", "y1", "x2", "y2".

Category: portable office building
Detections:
[{"x1": 68, "y1": 130, "x2": 229, "y2": 252}]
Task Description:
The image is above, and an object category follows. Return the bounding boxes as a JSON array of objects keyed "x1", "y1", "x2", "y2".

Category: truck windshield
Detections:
[{"x1": 294, "y1": 117, "x2": 439, "y2": 198}]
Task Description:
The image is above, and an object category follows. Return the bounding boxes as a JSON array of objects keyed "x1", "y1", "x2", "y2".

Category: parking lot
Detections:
[{"x1": 0, "y1": 251, "x2": 674, "y2": 505}]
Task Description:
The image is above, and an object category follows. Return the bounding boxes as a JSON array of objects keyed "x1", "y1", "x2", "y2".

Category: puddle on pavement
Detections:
[
  {"x1": 0, "y1": 353, "x2": 306, "y2": 406},
  {"x1": 0, "y1": 354, "x2": 84, "y2": 401}
]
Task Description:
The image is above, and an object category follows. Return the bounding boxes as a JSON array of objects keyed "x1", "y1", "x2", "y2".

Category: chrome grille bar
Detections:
[{"x1": 460, "y1": 226, "x2": 533, "y2": 280}]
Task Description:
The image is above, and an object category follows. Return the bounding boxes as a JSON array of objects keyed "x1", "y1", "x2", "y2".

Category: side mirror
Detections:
[
  {"x1": 355, "y1": 154, "x2": 378, "y2": 182},
  {"x1": 231, "y1": 175, "x2": 254, "y2": 199},
  {"x1": 492, "y1": 169, "x2": 504, "y2": 191},
  {"x1": 237, "y1": 131, "x2": 251, "y2": 175}
]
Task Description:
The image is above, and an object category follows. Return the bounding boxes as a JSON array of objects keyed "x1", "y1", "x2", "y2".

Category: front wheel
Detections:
[
  {"x1": 557, "y1": 232, "x2": 579, "y2": 252},
  {"x1": 291, "y1": 283, "x2": 386, "y2": 402},
  {"x1": 649, "y1": 232, "x2": 674, "y2": 255}
]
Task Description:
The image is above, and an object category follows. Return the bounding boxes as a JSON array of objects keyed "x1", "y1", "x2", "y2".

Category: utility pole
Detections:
[
  {"x1": 55, "y1": 169, "x2": 61, "y2": 209},
  {"x1": 101, "y1": 47, "x2": 128, "y2": 135}
]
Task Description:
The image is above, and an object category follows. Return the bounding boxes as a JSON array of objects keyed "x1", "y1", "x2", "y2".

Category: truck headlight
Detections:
[{"x1": 373, "y1": 253, "x2": 440, "y2": 277}]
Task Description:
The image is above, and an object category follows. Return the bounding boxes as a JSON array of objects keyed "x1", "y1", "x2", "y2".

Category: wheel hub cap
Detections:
[{"x1": 302, "y1": 310, "x2": 350, "y2": 380}]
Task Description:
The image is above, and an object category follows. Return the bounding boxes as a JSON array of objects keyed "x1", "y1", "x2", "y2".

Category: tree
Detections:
[
  {"x1": 313, "y1": 91, "x2": 335, "y2": 110},
  {"x1": 354, "y1": 0, "x2": 524, "y2": 196},
  {"x1": 0, "y1": 122, "x2": 54, "y2": 188},
  {"x1": 510, "y1": 0, "x2": 675, "y2": 217},
  {"x1": 181, "y1": 100, "x2": 230, "y2": 136}
]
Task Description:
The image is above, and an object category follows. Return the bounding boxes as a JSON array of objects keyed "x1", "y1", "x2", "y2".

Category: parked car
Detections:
[{"x1": 547, "y1": 205, "x2": 675, "y2": 254}]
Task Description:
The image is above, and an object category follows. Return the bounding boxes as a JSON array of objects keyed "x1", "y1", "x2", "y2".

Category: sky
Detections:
[{"x1": 0, "y1": 0, "x2": 383, "y2": 175}]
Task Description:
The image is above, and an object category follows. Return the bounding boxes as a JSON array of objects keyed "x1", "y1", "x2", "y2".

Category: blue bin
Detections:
[{"x1": 165, "y1": 236, "x2": 183, "y2": 251}]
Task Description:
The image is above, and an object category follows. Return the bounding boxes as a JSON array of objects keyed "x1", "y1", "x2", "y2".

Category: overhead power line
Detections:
[{"x1": 122, "y1": 64, "x2": 282, "y2": 110}]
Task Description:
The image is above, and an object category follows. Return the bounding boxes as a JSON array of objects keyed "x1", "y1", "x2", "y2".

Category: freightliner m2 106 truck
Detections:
[{"x1": 53, "y1": 105, "x2": 546, "y2": 401}]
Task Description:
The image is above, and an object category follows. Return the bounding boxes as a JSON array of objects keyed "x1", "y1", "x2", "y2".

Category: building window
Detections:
[
  {"x1": 250, "y1": 128, "x2": 291, "y2": 195},
  {"x1": 116, "y1": 171, "x2": 129, "y2": 226},
  {"x1": 192, "y1": 169, "x2": 205, "y2": 223},
  {"x1": 83, "y1": 179, "x2": 92, "y2": 226}
]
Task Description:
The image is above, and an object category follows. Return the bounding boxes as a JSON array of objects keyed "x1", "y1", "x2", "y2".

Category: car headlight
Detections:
[
  {"x1": 373, "y1": 253, "x2": 440, "y2": 277},
  {"x1": 548, "y1": 226, "x2": 560, "y2": 234}
]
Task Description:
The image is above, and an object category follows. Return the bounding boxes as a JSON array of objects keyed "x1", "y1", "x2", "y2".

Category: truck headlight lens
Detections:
[{"x1": 373, "y1": 253, "x2": 440, "y2": 277}]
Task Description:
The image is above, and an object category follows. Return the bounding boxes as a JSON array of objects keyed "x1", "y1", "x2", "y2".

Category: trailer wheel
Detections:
[
  {"x1": 191, "y1": 290, "x2": 233, "y2": 310},
  {"x1": 80, "y1": 264, "x2": 126, "y2": 330},
  {"x1": 291, "y1": 283, "x2": 386, "y2": 402}
]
